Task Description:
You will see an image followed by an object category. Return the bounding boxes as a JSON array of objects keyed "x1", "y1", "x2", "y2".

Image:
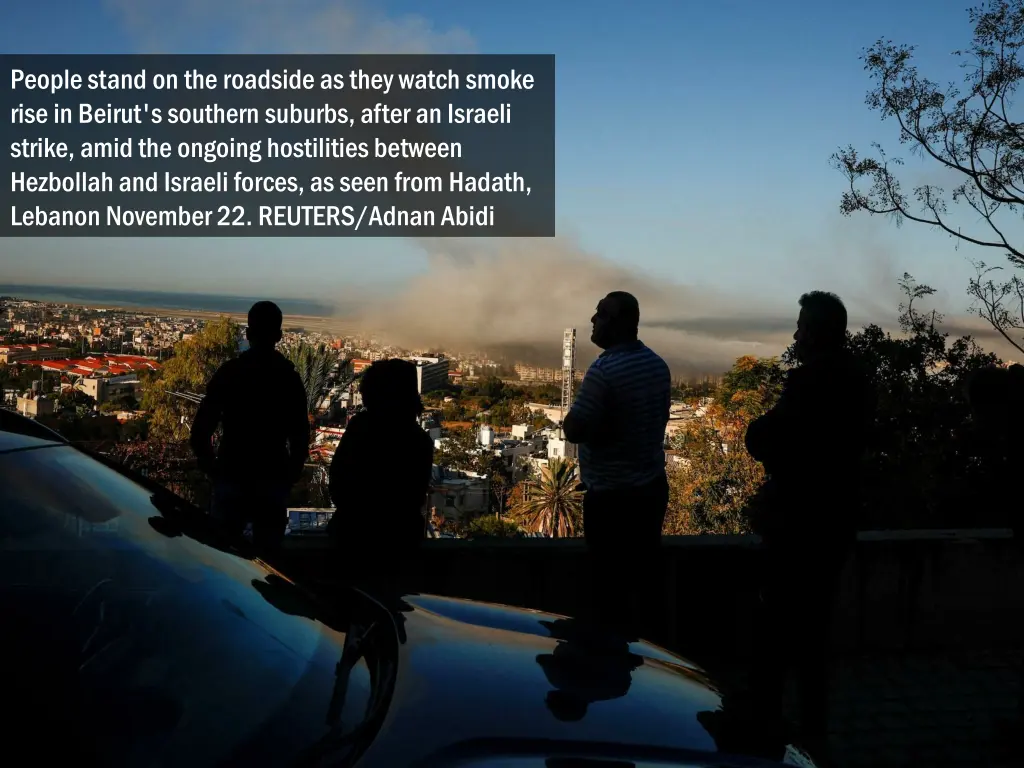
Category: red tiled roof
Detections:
[{"x1": 17, "y1": 353, "x2": 161, "y2": 376}]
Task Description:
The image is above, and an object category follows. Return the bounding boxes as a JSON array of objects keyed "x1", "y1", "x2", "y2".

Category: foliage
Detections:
[
  {"x1": 485, "y1": 399, "x2": 537, "y2": 428},
  {"x1": 509, "y1": 457, "x2": 583, "y2": 537},
  {"x1": 0, "y1": 362, "x2": 45, "y2": 392},
  {"x1": 462, "y1": 376, "x2": 513, "y2": 401},
  {"x1": 433, "y1": 426, "x2": 480, "y2": 473},
  {"x1": 715, "y1": 356, "x2": 787, "y2": 419},
  {"x1": 466, "y1": 515, "x2": 525, "y2": 538},
  {"x1": 55, "y1": 388, "x2": 95, "y2": 412},
  {"x1": 845, "y1": 275, "x2": 999, "y2": 527},
  {"x1": 440, "y1": 399, "x2": 471, "y2": 422},
  {"x1": 140, "y1": 317, "x2": 239, "y2": 441},
  {"x1": 834, "y1": 0, "x2": 1024, "y2": 353},
  {"x1": 665, "y1": 357, "x2": 784, "y2": 535},
  {"x1": 104, "y1": 440, "x2": 211, "y2": 508},
  {"x1": 529, "y1": 383, "x2": 562, "y2": 405},
  {"x1": 477, "y1": 452, "x2": 514, "y2": 516},
  {"x1": 282, "y1": 341, "x2": 337, "y2": 417}
]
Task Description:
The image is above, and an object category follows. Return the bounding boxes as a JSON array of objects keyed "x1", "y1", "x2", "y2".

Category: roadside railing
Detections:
[{"x1": 287, "y1": 507, "x2": 334, "y2": 535}]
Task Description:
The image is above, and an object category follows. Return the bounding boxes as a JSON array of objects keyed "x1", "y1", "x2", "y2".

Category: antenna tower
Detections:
[{"x1": 560, "y1": 327, "x2": 576, "y2": 423}]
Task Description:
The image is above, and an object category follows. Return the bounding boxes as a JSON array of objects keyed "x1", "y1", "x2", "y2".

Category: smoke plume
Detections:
[
  {"x1": 342, "y1": 236, "x2": 1022, "y2": 376},
  {"x1": 347, "y1": 236, "x2": 803, "y2": 376}
]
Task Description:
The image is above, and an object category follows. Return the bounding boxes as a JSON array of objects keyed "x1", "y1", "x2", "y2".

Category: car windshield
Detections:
[{"x1": 1, "y1": 440, "x2": 390, "y2": 766}]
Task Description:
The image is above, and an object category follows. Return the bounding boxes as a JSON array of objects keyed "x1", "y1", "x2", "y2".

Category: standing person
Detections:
[
  {"x1": 190, "y1": 301, "x2": 310, "y2": 558},
  {"x1": 327, "y1": 358, "x2": 435, "y2": 595},
  {"x1": 743, "y1": 291, "x2": 875, "y2": 758},
  {"x1": 562, "y1": 291, "x2": 671, "y2": 639}
]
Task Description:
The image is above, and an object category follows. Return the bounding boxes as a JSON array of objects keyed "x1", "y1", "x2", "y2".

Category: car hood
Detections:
[{"x1": 356, "y1": 593, "x2": 819, "y2": 768}]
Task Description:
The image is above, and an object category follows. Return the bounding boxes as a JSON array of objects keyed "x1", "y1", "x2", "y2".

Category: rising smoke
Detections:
[
  {"x1": 342, "y1": 235, "x2": 1019, "y2": 377},
  {"x1": 347, "y1": 236, "x2": 804, "y2": 376}
]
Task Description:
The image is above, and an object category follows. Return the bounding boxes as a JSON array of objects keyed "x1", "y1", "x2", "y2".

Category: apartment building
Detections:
[
  {"x1": 428, "y1": 465, "x2": 489, "y2": 521},
  {"x1": 0, "y1": 343, "x2": 70, "y2": 364},
  {"x1": 406, "y1": 356, "x2": 450, "y2": 394},
  {"x1": 78, "y1": 374, "x2": 141, "y2": 404}
]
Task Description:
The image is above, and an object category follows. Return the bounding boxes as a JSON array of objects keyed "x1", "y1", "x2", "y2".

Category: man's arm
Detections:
[
  {"x1": 744, "y1": 369, "x2": 808, "y2": 465},
  {"x1": 562, "y1": 365, "x2": 609, "y2": 445},
  {"x1": 401, "y1": 433, "x2": 436, "y2": 514},
  {"x1": 286, "y1": 371, "x2": 311, "y2": 485},
  {"x1": 189, "y1": 369, "x2": 223, "y2": 477}
]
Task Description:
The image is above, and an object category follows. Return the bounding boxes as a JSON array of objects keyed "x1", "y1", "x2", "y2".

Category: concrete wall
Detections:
[{"x1": 282, "y1": 529, "x2": 1024, "y2": 664}]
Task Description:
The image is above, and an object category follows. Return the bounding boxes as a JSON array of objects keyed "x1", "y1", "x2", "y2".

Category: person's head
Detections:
[
  {"x1": 966, "y1": 365, "x2": 1010, "y2": 433},
  {"x1": 1008, "y1": 363, "x2": 1024, "y2": 387},
  {"x1": 590, "y1": 291, "x2": 640, "y2": 349},
  {"x1": 793, "y1": 291, "x2": 847, "y2": 364},
  {"x1": 544, "y1": 689, "x2": 588, "y2": 722},
  {"x1": 246, "y1": 301, "x2": 284, "y2": 349},
  {"x1": 359, "y1": 359, "x2": 424, "y2": 420}
]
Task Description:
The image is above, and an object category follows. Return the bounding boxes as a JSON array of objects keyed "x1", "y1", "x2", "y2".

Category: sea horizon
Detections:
[{"x1": 0, "y1": 284, "x2": 336, "y2": 318}]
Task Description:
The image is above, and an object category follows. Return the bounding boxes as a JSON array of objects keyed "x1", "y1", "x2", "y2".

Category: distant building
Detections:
[
  {"x1": 489, "y1": 435, "x2": 541, "y2": 469},
  {"x1": 78, "y1": 374, "x2": 140, "y2": 404},
  {"x1": 525, "y1": 402, "x2": 562, "y2": 424},
  {"x1": 406, "y1": 356, "x2": 450, "y2": 394},
  {"x1": 510, "y1": 424, "x2": 533, "y2": 440},
  {"x1": 16, "y1": 393, "x2": 54, "y2": 417},
  {"x1": 514, "y1": 363, "x2": 584, "y2": 384},
  {"x1": 0, "y1": 343, "x2": 70, "y2": 364},
  {"x1": 428, "y1": 465, "x2": 489, "y2": 521},
  {"x1": 350, "y1": 358, "x2": 373, "y2": 375},
  {"x1": 546, "y1": 437, "x2": 577, "y2": 460}
]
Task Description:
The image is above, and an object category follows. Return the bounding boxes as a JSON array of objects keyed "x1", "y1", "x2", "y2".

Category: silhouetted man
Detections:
[
  {"x1": 563, "y1": 291, "x2": 671, "y2": 638},
  {"x1": 327, "y1": 358, "x2": 434, "y2": 594},
  {"x1": 190, "y1": 301, "x2": 309, "y2": 557},
  {"x1": 743, "y1": 291, "x2": 874, "y2": 756}
]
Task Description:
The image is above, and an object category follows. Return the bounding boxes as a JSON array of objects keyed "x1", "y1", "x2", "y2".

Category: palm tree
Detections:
[
  {"x1": 510, "y1": 457, "x2": 583, "y2": 537},
  {"x1": 283, "y1": 341, "x2": 337, "y2": 418}
]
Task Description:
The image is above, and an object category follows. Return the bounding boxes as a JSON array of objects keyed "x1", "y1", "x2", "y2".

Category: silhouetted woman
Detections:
[{"x1": 327, "y1": 359, "x2": 434, "y2": 592}]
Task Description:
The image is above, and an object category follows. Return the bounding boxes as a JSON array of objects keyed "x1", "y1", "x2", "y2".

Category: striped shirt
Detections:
[{"x1": 568, "y1": 340, "x2": 671, "y2": 492}]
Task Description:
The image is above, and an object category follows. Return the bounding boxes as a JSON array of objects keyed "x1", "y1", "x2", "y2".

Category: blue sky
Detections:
[{"x1": 2, "y1": 0, "x2": 1012, "y2": 362}]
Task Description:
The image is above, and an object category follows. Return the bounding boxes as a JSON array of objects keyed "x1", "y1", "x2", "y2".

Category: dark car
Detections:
[{"x1": 0, "y1": 412, "x2": 819, "y2": 767}]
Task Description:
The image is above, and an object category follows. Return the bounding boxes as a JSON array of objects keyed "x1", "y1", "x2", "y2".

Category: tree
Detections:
[
  {"x1": 140, "y1": 317, "x2": 239, "y2": 441},
  {"x1": 434, "y1": 426, "x2": 480, "y2": 473},
  {"x1": 282, "y1": 341, "x2": 337, "y2": 418},
  {"x1": 530, "y1": 383, "x2": 561, "y2": 405},
  {"x1": 0, "y1": 362, "x2": 44, "y2": 392},
  {"x1": 509, "y1": 457, "x2": 583, "y2": 537},
  {"x1": 834, "y1": 0, "x2": 1024, "y2": 353},
  {"x1": 441, "y1": 400, "x2": 470, "y2": 422},
  {"x1": 664, "y1": 357, "x2": 784, "y2": 535},
  {"x1": 843, "y1": 274, "x2": 999, "y2": 527},
  {"x1": 463, "y1": 376, "x2": 510, "y2": 401},
  {"x1": 715, "y1": 355, "x2": 787, "y2": 420},
  {"x1": 106, "y1": 439, "x2": 211, "y2": 508}
]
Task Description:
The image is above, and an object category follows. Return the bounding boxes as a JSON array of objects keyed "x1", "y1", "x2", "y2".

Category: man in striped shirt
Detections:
[{"x1": 563, "y1": 291, "x2": 671, "y2": 637}]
